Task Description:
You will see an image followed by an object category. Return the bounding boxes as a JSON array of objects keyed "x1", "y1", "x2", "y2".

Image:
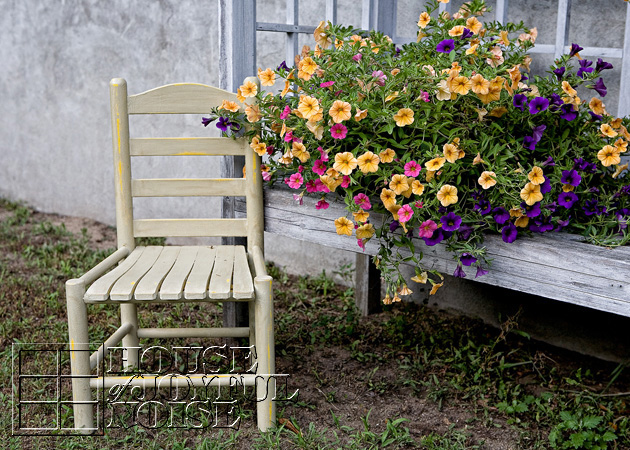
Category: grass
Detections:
[{"x1": 1, "y1": 197, "x2": 629, "y2": 449}]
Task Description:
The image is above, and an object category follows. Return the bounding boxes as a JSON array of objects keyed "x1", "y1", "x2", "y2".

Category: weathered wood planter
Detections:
[{"x1": 237, "y1": 187, "x2": 630, "y2": 318}]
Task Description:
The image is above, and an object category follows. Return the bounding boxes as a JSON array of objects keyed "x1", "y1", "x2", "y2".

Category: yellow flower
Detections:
[
  {"x1": 239, "y1": 80, "x2": 258, "y2": 97},
  {"x1": 611, "y1": 118, "x2": 623, "y2": 129},
  {"x1": 510, "y1": 207, "x2": 523, "y2": 218},
  {"x1": 449, "y1": 25, "x2": 465, "y2": 37},
  {"x1": 598, "y1": 145, "x2": 621, "y2": 167},
  {"x1": 292, "y1": 142, "x2": 310, "y2": 163},
  {"x1": 600, "y1": 124, "x2": 618, "y2": 138},
  {"x1": 425, "y1": 170, "x2": 435, "y2": 182},
  {"x1": 443, "y1": 143, "x2": 460, "y2": 163},
  {"x1": 333, "y1": 152, "x2": 358, "y2": 175},
  {"x1": 470, "y1": 74, "x2": 490, "y2": 95},
  {"x1": 297, "y1": 69, "x2": 312, "y2": 81},
  {"x1": 520, "y1": 182, "x2": 543, "y2": 206},
  {"x1": 477, "y1": 83, "x2": 502, "y2": 104},
  {"x1": 299, "y1": 57, "x2": 318, "y2": 75},
  {"x1": 380, "y1": 188, "x2": 397, "y2": 209},
  {"x1": 219, "y1": 100, "x2": 240, "y2": 112},
  {"x1": 561, "y1": 81, "x2": 577, "y2": 97},
  {"x1": 478, "y1": 171, "x2": 497, "y2": 189},
  {"x1": 429, "y1": 282, "x2": 444, "y2": 296},
  {"x1": 589, "y1": 97, "x2": 607, "y2": 116},
  {"x1": 398, "y1": 284, "x2": 413, "y2": 296},
  {"x1": 466, "y1": 16, "x2": 482, "y2": 34},
  {"x1": 320, "y1": 175, "x2": 341, "y2": 192},
  {"x1": 612, "y1": 163, "x2": 628, "y2": 179},
  {"x1": 356, "y1": 223, "x2": 375, "y2": 240},
  {"x1": 417, "y1": 11, "x2": 430, "y2": 28},
  {"x1": 489, "y1": 107, "x2": 508, "y2": 118},
  {"x1": 236, "y1": 87, "x2": 246, "y2": 103},
  {"x1": 614, "y1": 138, "x2": 628, "y2": 153},
  {"x1": 280, "y1": 79, "x2": 291, "y2": 97},
  {"x1": 306, "y1": 121, "x2": 324, "y2": 140},
  {"x1": 279, "y1": 151, "x2": 293, "y2": 165},
  {"x1": 473, "y1": 153, "x2": 486, "y2": 165},
  {"x1": 528, "y1": 166, "x2": 544, "y2": 185},
  {"x1": 515, "y1": 216, "x2": 529, "y2": 228},
  {"x1": 436, "y1": 80, "x2": 453, "y2": 101},
  {"x1": 357, "y1": 151, "x2": 380, "y2": 173},
  {"x1": 621, "y1": 125, "x2": 630, "y2": 140},
  {"x1": 411, "y1": 272, "x2": 428, "y2": 284},
  {"x1": 393, "y1": 108, "x2": 414, "y2": 127},
  {"x1": 389, "y1": 174, "x2": 410, "y2": 195},
  {"x1": 382, "y1": 294, "x2": 392, "y2": 305},
  {"x1": 334, "y1": 217, "x2": 354, "y2": 236},
  {"x1": 354, "y1": 108, "x2": 368, "y2": 121},
  {"x1": 562, "y1": 184, "x2": 574, "y2": 192},
  {"x1": 314, "y1": 21, "x2": 332, "y2": 49},
  {"x1": 466, "y1": 43, "x2": 479, "y2": 55},
  {"x1": 450, "y1": 76, "x2": 472, "y2": 96},
  {"x1": 329, "y1": 100, "x2": 352, "y2": 123},
  {"x1": 425, "y1": 157, "x2": 446, "y2": 171},
  {"x1": 297, "y1": 96, "x2": 320, "y2": 120},
  {"x1": 245, "y1": 104, "x2": 262, "y2": 123},
  {"x1": 437, "y1": 184, "x2": 458, "y2": 206},
  {"x1": 379, "y1": 148, "x2": 396, "y2": 163},
  {"x1": 391, "y1": 68, "x2": 401, "y2": 76},
  {"x1": 411, "y1": 180, "x2": 425, "y2": 195},
  {"x1": 257, "y1": 68, "x2": 276, "y2": 86},
  {"x1": 387, "y1": 204, "x2": 402, "y2": 220},
  {"x1": 498, "y1": 30, "x2": 510, "y2": 46},
  {"x1": 385, "y1": 91, "x2": 399, "y2": 102},
  {"x1": 353, "y1": 209, "x2": 370, "y2": 223}
]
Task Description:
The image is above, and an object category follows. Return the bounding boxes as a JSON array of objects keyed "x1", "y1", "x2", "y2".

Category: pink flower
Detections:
[
  {"x1": 318, "y1": 146, "x2": 329, "y2": 161},
  {"x1": 292, "y1": 136, "x2": 302, "y2": 143},
  {"x1": 316, "y1": 199, "x2": 329, "y2": 210},
  {"x1": 357, "y1": 239, "x2": 366, "y2": 251},
  {"x1": 420, "y1": 91, "x2": 430, "y2": 102},
  {"x1": 287, "y1": 173, "x2": 303, "y2": 189},
  {"x1": 352, "y1": 53, "x2": 362, "y2": 62},
  {"x1": 312, "y1": 159, "x2": 327, "y2": 175},
  {"x1": 262, "y1": 171, "x2": 271, "y2": 181},
  {"x1": 398, "y1": 204, "x2": 414, "y2": 223},
  {"x1": 418, "y1": 219, "x2": 438, "y2": 238},
  {"x1": 305, "y1": 180, "x2": 318, "y2": 193},
  {"x1": 330, "y1": 123, "x2": 348, "y2": 139},
  {"x1": 316, "y1": 179, "x2": 330, "y2": 192},
  {"x1": 341, "y1": 176, "x2": 351, "y2": 188},
  {"x1": 414, "y1": 201, "x2": 423, "y2": 208},
  {"x1": 320, "y1": 81, "x2": 335, "y2": 88},
  {"x1": 293, "y1": 194, "x2": 303, "y2": 205},
  {"x1": 284, "y1": 130, "x2": 294, "y2": 142},
  {"x1": 372, "y1": 70, "x2": 387, "y2": 86},
  {"x1": 280, "y1": 105, "x2": 291, "y2": 120},
  {"x1": 404, "y1": 160, "x2": 421, "y2": 177},
  {"x1": 354, "y1": 193, "x2": 372, "y2": 210},
  {"x1": 298, "y1": 165, "x2": 304, "y2": 173}
]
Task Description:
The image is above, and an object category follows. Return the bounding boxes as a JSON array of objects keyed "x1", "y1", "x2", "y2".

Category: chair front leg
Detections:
[
  {"x1": 120, "y1": 303, "x2": 140, "y2": 370},
  {"x1": 66, "y1": 279, "x2": 94, "y2": 433},
  {"x1": 254, "y1": 275, "x2": 276, "y2": 431}
]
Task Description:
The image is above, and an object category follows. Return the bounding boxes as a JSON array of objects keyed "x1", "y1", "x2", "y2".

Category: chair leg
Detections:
[
  {"x1": 254, "y1": 275, "x2": 275, "y2": 431},
  {"x1": 120, "y1": 304, "x2": 139, "y2": 370},
  {"x1": 66, "y1": 279, "x2": 94, "y2": 433}
]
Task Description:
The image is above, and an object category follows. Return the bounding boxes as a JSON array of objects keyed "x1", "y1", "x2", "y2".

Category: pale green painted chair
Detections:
[{"x1": 65, "y1": 77, "x2": 276, "y2": 432}]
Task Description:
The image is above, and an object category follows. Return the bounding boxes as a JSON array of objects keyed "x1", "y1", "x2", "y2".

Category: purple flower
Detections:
[
  {"x1": 441, "y1": 212, "x2": 462, "y2": 231},
  {"x1": 453, "y1": 264, "x2": 467, "y2": 278},
  {"x1": 474, "y1": 199, "x2": 492, "y2": 215},
  {"x1": 436, "y1": 39, "x2": 455, "y2": 53},
  {"x1": 457, "y1": 224, "x2": 473, "y2": 240},
  {"x1": 583, "y1": 198, "x2": 605, "y2": 216},
  {"x1": 540, "y1": 176, "x2": 552, "y2": 194},
  {"x1": 513, "y1": 94, "x2": 528, "y2": 111},
  {"x1": 550, "y1": 93, "x2": 564, "y2": 107},
  {"x1": 558, "y1": 191, "x2": 578, "y2": 208},
  {"x1": 352, "y1": 53, "x2": 362, "y2": 62},
  {"x1": 577, "y1": 59, "x2": 593, "y2": 78},
  {"x1": 521, "y1": 201, "x2": 541, "y2": 218},
  {"x1": 475, "y1": 266, "x2": 489, "y2": 278},
  {"x1": 461, "y1": 28, "x2": 474, "y2": 39},
  {"x1": 542, "y1": 156, "x2": 555, "y2": 167},
  {"x1": 529, "y1": 97, "x2": 549, "y2": 114},
  {"x1": 589, "y1": 111, "x2": 603, "y2": 121},
  {"x1": 460, "y1": 253, "x2": 477, "y2": 266},
  {"x1": 561, "y1": 169, "x2": 581, "y2": 186},
  {"x1": 216, "y1": 116, "x2": 231, "y2": 132},
  {"x1": 560, "y1": 104, "x2": 578, "y2": 121},
  {"x1": 595, "y1": 58, "x2": 613, "y2": 72},
  {"x1": 423, "y1": 228, "x2": 447, "y2": 246},
  {"x1": 590, "y1": 187, "x2": 600, "y2": 194},
  {"x1": 555, "y1": 219, "x2": 570, "y2": 231},
  {"x1": 553, "y1": 66, "x2": 566, "y2": 80},
  {"x1": 574, "y1": 158, "x2": 589, "y2": 171},
  {"x1": 532, "y1": 125, "x2": 546, "y2": 143},
  {"x1": 390, "y1": 220, "x2": 400, "y2": 232},
  {"x1": 277, "y1": 61, "x2": 290, "y2": 71},
  {"x1": 501, "y1": 222, "x2": 518, "y2": 243},
  {"x1": 530, "y1": 216, "x2": 554, "y2": 233},
  {"x1": 493, "y1": 207, "x2": 510, "y2": 225},
  {"x1": 569, "y1": 43, "x2": 583, "y2": 57},
  {"x1": 545, "y1": 202, "x2": 558, "y2": 213},
  {"x1": 523, "y1": 136, "x2": 537, "y2": 151},
  {"x1": 201, "y1": 117, "x2": 215, "y2": 127},
  {"x1": 590, "y1": 78, "x2": 607, "y2": 97}
]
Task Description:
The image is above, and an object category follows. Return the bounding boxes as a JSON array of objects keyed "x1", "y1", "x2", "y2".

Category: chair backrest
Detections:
[{"x1": 109, "y1": 78, "x2": 263, "y2": 253}]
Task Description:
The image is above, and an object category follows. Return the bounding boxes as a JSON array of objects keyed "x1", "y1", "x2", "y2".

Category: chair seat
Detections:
[{"x1": 84, "y1": 245, "x2": 254, "y2": 303}]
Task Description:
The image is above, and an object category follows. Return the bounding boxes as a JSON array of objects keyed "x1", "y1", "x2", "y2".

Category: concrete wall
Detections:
[{"x1": 2, "y1": 0, "x2": 629, "y2": 358}]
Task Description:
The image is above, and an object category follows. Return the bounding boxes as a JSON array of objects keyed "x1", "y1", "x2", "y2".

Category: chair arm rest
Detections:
[
  {"x1": 251, "y1": 245, "x2": 267, "y2": 277},
  {"x1": 78, "y1": 247, "x2": 131, "y2": 285}
]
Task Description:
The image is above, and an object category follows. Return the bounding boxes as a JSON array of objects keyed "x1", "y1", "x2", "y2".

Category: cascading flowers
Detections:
[{"x1": 205, "y1": 0, "x2": 630, "y2": 302}]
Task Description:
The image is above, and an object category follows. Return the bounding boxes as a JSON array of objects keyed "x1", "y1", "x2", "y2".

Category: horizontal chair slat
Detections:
[
  {"x1": 134, "y1": 219, "x2": 248, "y2": 237},
  {"x1": 130, "y1": 138, "x2": 247, "y2": 156},
  {"x1": 137, "y1": 327, "x2": 250, "y2": 339},
  {"x1": 90, "y1": 374, "x2": 259, "y2": 389},
  {"x1": 132, "y1": 178, "x2": 247, "y2": 197},
  {"x1": 128, "y1": 83, "x2": 239, "y2": 114}
]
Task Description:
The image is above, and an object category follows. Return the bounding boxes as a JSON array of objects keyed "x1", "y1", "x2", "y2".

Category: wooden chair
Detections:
[{"x1": 65, "y1": 77, "x2": 276, "y2": 432}]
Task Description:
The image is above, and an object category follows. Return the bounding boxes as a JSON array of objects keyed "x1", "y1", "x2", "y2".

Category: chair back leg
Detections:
[{"x1": 66, "y1": 279, "x2": 94, "y2": 433}]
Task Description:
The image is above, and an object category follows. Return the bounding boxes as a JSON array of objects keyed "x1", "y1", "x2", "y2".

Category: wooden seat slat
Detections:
[
  {"x1": 160, "y1": 247, "x2": 199, "y2": 300},
  {"x1": 208, "y1": 246, "x2": 235, "y2": 299},
  {"x1": 184, "y1": 247, "x2": 217, "y2": 300},
  {"x1": 109, "y1": 246, "x2": 163, "y2": 301},
  {"x1": 84, "y1": 247, "x2": 145, "y2": 302},
  {"x1": 134, "y1": 247, "x2": 180, "y2": 301},
  {"x1": 232, "y1": 246, "x2": 255, "y2": 299}
]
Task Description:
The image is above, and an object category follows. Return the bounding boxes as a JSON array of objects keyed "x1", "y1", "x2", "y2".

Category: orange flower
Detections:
[
  {"x1": 598, "y1": 145, "x2": 621, "y2": 167},
  {"x1": 354, "y1": 108, "x2": 368, "y2": 121},
  {"x1": 466, "y1": 16, "x2": 482, "y2": 34},
  {"x1": 443, "y1": 143, "x2": 460, "y2": 163},
  {"x1": 299, "y1": 57, "x2": 318, "y2": 75},
  {"x1": 425, "y1": 157, "x2": 446, "y2": 171},
  {"x1": 334, "y1": 217, "x2": 353, "y2": 236},
  {"x1": 437, "y1": 184, "x2": 458, "y2": 206},
  {"x1": 528, "y1": 166, "x2": 544, "y2": 185},
  {"x1": 297, "y1": 96, "x2": 321, "y2": 120},
  {"x1": 245, "y1": 104, "x2": 262, "y2": 123},
  {"x1": 417, "y1": 12, "x2": 430, "y2": 28},
  {"x1": 520, "y1": 182, "x2": 543, "y2": 206},
  {"x1": 379, "y1": 148, "x2": 396, "y2": 163},
  {"x1": 393, "y1": 108, "x2": 414, "y2": 127},
  {"x1": 389, "y1": 174, "x2": 410, "y2": 195},
  {"x1": 449, "y1": 76, "x2": 472, "y2": 96},
  {"x1": 429, "y1": 282, "x2": 444, "y2": 295},
  {"x1": 380, "y1": 188, "x2": 397, "y2": 209},
  {"x1": 353, "y1": 209, "x2": 370, "y2": 223},
  {"x1": 356, "y1": 223, "x2": 375, "y2": 240},
  {"x1": 333, "y1": 152, "x2": 358, "y2": 175},
  {"x1": 562, "y1": 81, "x2": 577, "y2": 97},
  {"x1": 601, "y1": 124, "x2": 618, "y2": 138},
  {"x1": 291, "y1": 142, "x2": 310, "y2": 163},
  {"x1": 257, "y1": 68, "x2": 276, "y2": 86},
  {"x1": 449, "y1": 25, "x2": 465, "y2": 37},
  {"x1": 219, "y1": 100, "x2": 240, "y2": 112},
  {"x1": 357, "y1": 151, "x2": 380, "y2": 173},
  {"x1": 589, "y1": 97, "x2": 607, "y2": 116},
  {"x1": 478, "y1": 171, "x2": 497, "y2": 189},
  {"x1": 411, "y1": 180, "x2": 425, "y2": 195},
  {"x1": 470, "y1": 74, "x2": 490, "y2": 95},
  {"x1": 614, "y1": 138, "x2": 628, "y2": 153},
  {"x1": 314, "y1": 21, "x2": 332, "y2": 49},
  {"x1": 239, "y1": 80, "x2": 258, "y2": 97},
  {"x1": 329, "y1": 100, "x2": 352, "y2": 123}
]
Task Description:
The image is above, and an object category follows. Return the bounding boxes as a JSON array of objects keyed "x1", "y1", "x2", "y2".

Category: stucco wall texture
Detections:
[{"x1": 0, "y1": 0, "x2": 627, "y2": 278}]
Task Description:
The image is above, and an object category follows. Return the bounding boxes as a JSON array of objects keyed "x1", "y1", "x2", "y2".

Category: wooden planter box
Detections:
[{"x1": 236, "y1": 187, "x2": 630, "y2": 318}]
